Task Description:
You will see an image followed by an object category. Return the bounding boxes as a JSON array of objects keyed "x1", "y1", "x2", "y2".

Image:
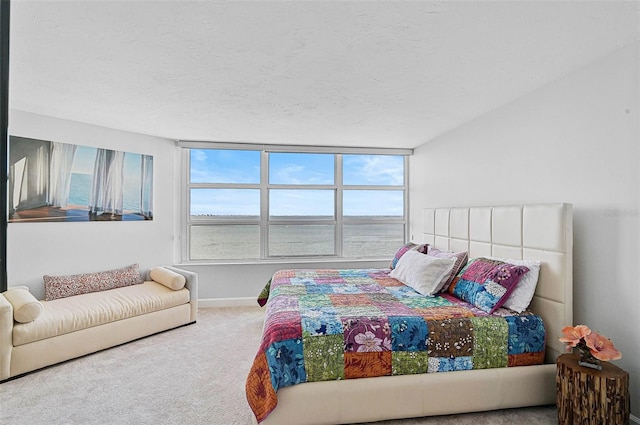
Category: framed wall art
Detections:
[{"x1": 9, "y1": 136, "x2": 153, "y2": 222}]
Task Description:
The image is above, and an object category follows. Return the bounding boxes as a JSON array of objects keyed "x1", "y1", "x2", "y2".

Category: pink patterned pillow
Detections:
[
  {"x1": 44, "y1": 264, "x2": 143, "y2": 301},
  {"x1": 425, "y1": 247, "x2": 469, "y2": 292},
  {"x1": 389, "y1": 243, "x2": 429, "y2": 269}
]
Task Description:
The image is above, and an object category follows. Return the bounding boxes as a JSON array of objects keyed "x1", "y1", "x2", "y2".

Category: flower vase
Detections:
[{"x1": 577, "y1": 347, "x2": 602, "y2": 370}]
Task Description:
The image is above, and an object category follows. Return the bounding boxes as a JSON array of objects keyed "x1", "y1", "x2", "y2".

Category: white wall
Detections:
[
  {"x1": 410, "y1": 42, "x2": 639, "y2": 417},
  {"x1": 7, "y1": 110, "x2": 179, "y2": 300}
]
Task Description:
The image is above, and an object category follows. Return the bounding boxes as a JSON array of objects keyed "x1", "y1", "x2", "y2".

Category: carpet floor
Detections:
[{"x1": 0, "y1": 307, "x2": 557, "y2": 425}]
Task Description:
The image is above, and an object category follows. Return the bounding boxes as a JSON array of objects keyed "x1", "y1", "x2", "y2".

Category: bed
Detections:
[{"x1": 247, "y1": 203, "x2": 573, "y2": 425}]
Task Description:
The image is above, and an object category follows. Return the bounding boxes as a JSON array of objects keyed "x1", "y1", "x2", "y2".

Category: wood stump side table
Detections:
[{"x1": 556, "y1": 353, "x2": 630, "y2": 425}]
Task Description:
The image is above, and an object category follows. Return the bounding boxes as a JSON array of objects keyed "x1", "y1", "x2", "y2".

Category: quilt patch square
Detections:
[
  {"x1": 343, "y1": 316, "x2": 391, "y2": 353},
  {"x1": 245, "y1": 352, "x2": 279, "y2": 423},
  {"x1": 304, "y1": 285, "x2": 336, "y2": 295},
  {"x1": 266, "y1": 338, "x2": 306, "y2": 390},
  {"x1": 329, "y1": 294, "x2": 373, "y2": 306},
  {"x1": 332, "y1": 284, "x2": 364, "y2": 295},
  {"x1": 419, "y1": 306, "x2": 475, "y2": 321},
  {"x1": 298, "y1": 294, "x2": 333, "y2": 309},
  {"x1": 368, "y1": 269, "x2": 392, "y2": 278},
  {"x1": 506, "y1": 315, "x2": 546, "y2": 354},
  {"x1": 301, "y1": 310, "x2": 343, "y2": 336},
  {"x1": 367, "y1": 293, "x2": 397, "y2": 304},
  {"x1": 313, "y1": 277, "x2": 345, "y2": 285},
  {"x1": 375, "y1": 302, "x2": 416, "y2": 316},
  {"x1": 508, "y1": 351, "x2": 545, "y2": 366},
  {"x1": 344, "y1": 351, "x2": 392, "y2": 379},
  {"x1": 270, "y1": 285, "x2": 307, "y2": 297},
  {"x1": 392, "y1": 351, "x2": 429, "y2": 375},
  {"x1": 427, "y1": 356, "x2": 473, "y2": 373},
  {"x1": 389, "y1": 316, "x2": 428, "y2": 351},
  {"x1": 266, "y1": 295, "x2": 299, "y2": 312},
  {"x1": 337, "y1": 275, "x2": 376, "y2": 286},
  {"x1": 401, "y1": 296, "x2": 454, "y2": 309},
  {"x1": 302, "y1": 334, "x2": 345, "y2": 381},
  {"x1": 387, "y1": 286, "x2": 423, "y2": 299},
  {"x1": 427, "y1": 318, "x2": 473, "y2": 358},
  {"x1": 261, "y1": 310, "x2": 303, "y2": 350},
  {"x1": 375, "y1": 277, "x2": 406, "y2": 287},
  {"x1": 272, "y1": 270, "x2": 297, "y2": 279},
  {"x1": 358, "y1": 284, "x2": 384, "y2": 293},
  {"x1": 471, "y1": 316, "x2": 508, "y2": 369},
  {"x1": 344, "y1": 278, "x2": 378, "y2": 287},
  {"x1": 335, "y1": 306, "x2": 383, "y2": 318},
  {"x1": 290, "y1": 277, "x2": 317, "y2": 286}
]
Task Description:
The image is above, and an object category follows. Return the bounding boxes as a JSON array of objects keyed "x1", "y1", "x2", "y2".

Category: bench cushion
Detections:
[{"x1": 12, "y1": 281, "x2": 189, "y2": 347}]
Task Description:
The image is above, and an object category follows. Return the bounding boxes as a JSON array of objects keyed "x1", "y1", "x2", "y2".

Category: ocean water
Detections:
[
  {"x1": 69, "y1": 173, "x2": 141, "y2": 211},
  {"x1": 68, "y1": 173, "x2": 91, "y2": 207},
  {"x1": 189, "y1": 222, "x2": 404, "y2": 260}
]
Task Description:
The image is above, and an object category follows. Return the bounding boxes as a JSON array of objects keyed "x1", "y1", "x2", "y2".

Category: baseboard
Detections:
[
  {"x1": 199, "y1": 297, "x2": 257, "y2": 308},
  {"x1": 631, "y1": 414, "x2": 639, "y2": 425}
]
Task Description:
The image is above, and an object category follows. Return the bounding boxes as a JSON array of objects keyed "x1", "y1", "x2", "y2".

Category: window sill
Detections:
[{"x1": 176, "y1": 257, "x2": 390, "y2": 267}]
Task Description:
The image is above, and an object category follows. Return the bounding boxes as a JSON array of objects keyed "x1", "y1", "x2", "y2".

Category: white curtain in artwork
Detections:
[
  {"x1": 48, "y1": 142, "x2": 78, "y2": 208},
  {"x1": 89, "y1": 148, "x2": 125, "y2": 214},
  {"x1": 140, "y1": 154, "x2": 153, "y2": 218},
  {"x1": 10, "y1": 157, "x2": 26, "y2": 212}
]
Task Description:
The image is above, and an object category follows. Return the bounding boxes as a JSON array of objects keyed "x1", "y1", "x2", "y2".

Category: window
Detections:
[
  {"x1": 188, "y1": 149, "x2": 261, "y2": 260},
  {"x1": 183, "y1": 144, "x2": 409, "y2": 262}
]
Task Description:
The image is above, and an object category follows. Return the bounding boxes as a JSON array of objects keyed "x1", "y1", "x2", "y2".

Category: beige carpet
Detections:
[{"x1": 0, "y1": 307, "x2": 557, "y2": 425}]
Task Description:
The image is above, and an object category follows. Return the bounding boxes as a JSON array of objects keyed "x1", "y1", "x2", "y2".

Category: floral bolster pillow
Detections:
[
  {"x1": 448, "y1": 257, "x2": 529, "y2": 314},
  {"x1": 44, "y1": 263, "x2": 143, "y2": 301}
]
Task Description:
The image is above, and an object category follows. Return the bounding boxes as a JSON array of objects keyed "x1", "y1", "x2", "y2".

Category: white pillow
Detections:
[
  {"x1": 494, "y1": 258, "x2": 541, "y2": 313},
  {"x1": 390, "y1": 249, "x2": 456, "y2": 296},
  {"x1": 150, "y1": 267, "x2": 187, "y2": 290},
  {"x1": 3, "y1": 288, "x2": 43, "y2": 323}
]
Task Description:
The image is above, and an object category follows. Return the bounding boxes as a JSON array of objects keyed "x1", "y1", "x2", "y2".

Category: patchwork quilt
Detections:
[{"x1": 246, "y1": 269, "x2": 546, "y2": 423}]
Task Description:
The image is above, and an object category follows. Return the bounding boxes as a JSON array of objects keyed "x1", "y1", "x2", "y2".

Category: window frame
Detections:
[{"x1": 180, "y1": 142, "x2": 412, "y2": 263}]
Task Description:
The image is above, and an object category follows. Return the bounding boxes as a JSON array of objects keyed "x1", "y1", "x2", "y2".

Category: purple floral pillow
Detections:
[{"x1": 448, "y1": 257, "x2": 529, "y2": 313}]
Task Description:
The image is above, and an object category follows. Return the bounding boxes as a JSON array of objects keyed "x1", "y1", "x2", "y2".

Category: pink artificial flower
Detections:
[
  {"x1": 585, "y1": 331, "x2": 622, "y2": 361},
  {"x1": 559, "y1": 325, "x2": 591, "y2": 349}
]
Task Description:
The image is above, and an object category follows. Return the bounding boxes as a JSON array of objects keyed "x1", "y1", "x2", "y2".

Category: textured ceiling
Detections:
[{"x1": 8, "y1": 1, "x2": 640, "y2": 149}]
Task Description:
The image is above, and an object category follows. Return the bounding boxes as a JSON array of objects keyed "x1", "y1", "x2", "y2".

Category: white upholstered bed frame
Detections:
[{"x1": 254, "y1": 203, "x2": 573, "y2": 425}]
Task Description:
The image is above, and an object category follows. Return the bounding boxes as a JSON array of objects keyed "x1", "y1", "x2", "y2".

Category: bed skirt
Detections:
[{"x1": 253, "y1": 363, "x2": 556, "y2": 425}]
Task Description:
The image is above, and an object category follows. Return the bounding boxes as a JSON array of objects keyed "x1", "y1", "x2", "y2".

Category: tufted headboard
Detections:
[{"x1": 420, "y1": 203, "x2": 573, "y2": 362}]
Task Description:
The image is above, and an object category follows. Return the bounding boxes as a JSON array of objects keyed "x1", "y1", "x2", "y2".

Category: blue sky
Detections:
[
  {"x1": 71, "y1": 145, "x2": 142, "y2": 179},
  {"x1": 190, "y1": 150, "x2": 404, "y2": 216}
]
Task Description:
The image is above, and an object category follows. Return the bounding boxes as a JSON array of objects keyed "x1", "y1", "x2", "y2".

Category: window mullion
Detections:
[
  {"x1": 268, "y1": 184, "x2": 335, "y2": 190},
  {"x1": 335, "y1": 154, "x2": 343, "y2": 257},
  {"x1": 404, "y1": 155, "x2": 410, "y2": 243},
  {"x1": 261, "y1": 151, "x2": 269, "y2": 259},
  {"x1": 190, "y1": 182, "x2": 261, "y2": 189},
  {"x1": 182, "y1": 148, "x2": 191, "y2": 262}
]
